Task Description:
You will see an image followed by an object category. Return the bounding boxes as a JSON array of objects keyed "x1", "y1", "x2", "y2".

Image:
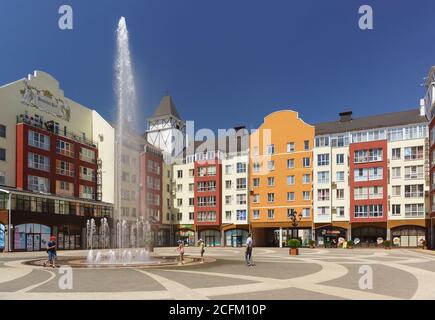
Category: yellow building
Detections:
[{"x1": 249, "y1": 110, "x2": 314, "y2": 247}]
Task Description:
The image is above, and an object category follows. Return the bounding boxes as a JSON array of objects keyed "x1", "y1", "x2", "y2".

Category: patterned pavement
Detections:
[{"x1": 0, "y1": 247, "x2": 435, "y2": 300}]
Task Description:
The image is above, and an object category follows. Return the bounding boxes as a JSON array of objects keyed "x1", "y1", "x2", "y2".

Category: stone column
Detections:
[
  {"x1": 386, "y1": 228, "x2": 391, "y2": 241},
  {"x1": 347, "y1": 225, "x2": 352, "y2": 241},
  {"x1": 279, "y1": 227, "x2": 283, "y2": 248}
]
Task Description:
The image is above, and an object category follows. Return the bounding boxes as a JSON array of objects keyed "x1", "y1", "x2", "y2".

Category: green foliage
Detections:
[
  {"x1": 347, "y1": 240, "x2": 354, "y2": 247},
  {"x1": 288, "y1": 239, "x2": 301, "y2": 248}
]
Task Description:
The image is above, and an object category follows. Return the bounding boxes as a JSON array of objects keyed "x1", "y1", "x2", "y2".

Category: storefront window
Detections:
[
  {"x1": 14, "y1": 223, "x2": 51, "y2": 251},
  {"x1": 0, "y1": 224, "x2": 4, "y2": 250},
  {"x1": 199, "y1": 230, "x2": 221, "y2": 247},
  {"x1": 225, "y1": 229, "x2": 248, "y2": 247},
  {"x1": 391, "y1": 227, "x2": 425, "y2": 247},
  {"x1": 175, "y1": 230, "x2": 195, "y2": 246}
]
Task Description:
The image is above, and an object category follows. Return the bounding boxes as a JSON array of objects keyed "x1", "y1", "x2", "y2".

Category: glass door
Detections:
[
  {"x1": 33, "y1": 234, "x2": 41, "y2": 251},
  {"x1": 205, "y1": 236, "x2": 215, "y2": 247},
  {"x1": 26, "y1": 234, "x2": 34, "y2": 251}
]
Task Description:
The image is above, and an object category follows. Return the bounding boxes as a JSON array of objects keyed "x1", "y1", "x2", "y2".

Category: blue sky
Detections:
[{"x1": 0, "y1": 0, "x2": 434, "y2": 133}]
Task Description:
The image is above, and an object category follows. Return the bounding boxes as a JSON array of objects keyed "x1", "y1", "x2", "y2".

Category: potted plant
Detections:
[
  {"x1": 347, "y1": 240, "x2": 354, "y2": 249},
  {"x1": 308, "y1": 240, "x2": 316, "y2": 249},
  {"x1": 288, "y1": 239, "x2": 301, "y2": 255},
  {"x1": 383, "y1": 240, "x2": 392, "y2": 249}
]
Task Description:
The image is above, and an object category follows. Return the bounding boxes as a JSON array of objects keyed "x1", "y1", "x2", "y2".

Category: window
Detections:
[
  {"x1": 316, "y1": 137, "x2": 329, "y2": 147},
  {"x1": 287, "y1": 192, "x2": 295, "y2": 201},
  {"x1": 404, "y1": 166, "x2": 424, "y2": 180},
  {"x1": 336, "y1": 189, "x2": 344, "y2": 199},
  {"x1": 404, "y1": 146, "x2": 423, "y2": 161},
  {"x1": 28, "y1": 131, "x2": 49, "y2": 150},
  {"x1": 354, "y1": 187, "x2": 368, "y2": 200},
  {"x1": 267, "y1": 209, "x2": 275, "y2": 219},
  {"x1": 317, "y1": 207, "x2": 330, "y2": 215},
  {"x1": 0, "y1": 124, "x2": 6, "y2": 138},
  {"x1": 253, "y1": 147, "x2": 259, "y2": 156},
  {"x1": 177, "y1": 170, "x2": 183, "y2": 178},
  {"x1": 236, "y1": 210, "x2": 247, "y2": 221},
  {"x1": 0, "y1": 171, "x2": 5, "y2": 185},
  {"x1": 56, "y1": 160, "x2": 74, "y2": 177},
  {"x1": 302, "y1": 208, "x2": 310, "y2": 217},
  {"x1": 317, "y1": 154, "x2": 329, "y2": 166},
  {"x1": 354, "y1": 168, "x2": 368, "y2": 181},
  {"x1": 253, "y1": 162, "x2": 261, "y2": 173},
  {"x1": 369, "y1": 186, "x2": 383, "y2": 199},
  {"x1": 253, "y1": 194, "x2": 260, "y2": 203},
  {"x1": 177, "y1": 199, "x2": 183, "y2": 206},
  {"x1": 404, "y1": 185, "x2": 424, "y2": 198},
  {"x1": 331, "y1": 135, "x2": 349, "y2": 147},
  {"x1": 267, "y1": 193, "x2": 275, "y2": 203},
  {"x1": 336, "y1": 207, "x2": 345, "y2": 217},
  {"x1": 317, "y1": 189, "x2": 330, "y2": 201},
  {"x1": 336, "y1": 154, "x2": 344, "y2": 165},
  {"x1": 287, "y1": 175, "x2": 295, "y2": 185},
  {"x1": 28, "y1": 153, "x2": 50, "y2": 171},
  {"x1": 253, "y1": 210, "x2": 260, "y2": 220},
  {"x1": 392, "y1": 148, "x2": 401, "y2": 160},
  {"x1": 336, "y1": 171, "x2": 345, "y2": 182},
  {"x1": 317, "y1": 171, "x2": 329, "y2": 184},
  {"x1": 287, "y1": 208, "x2": 296, "y2": 219},
  {"x1": 189, "y1": 212, "x2": 194, "y2": 220},
  {"x1": 189, "y1": 183, "x2": 194, "y2": 192},
  {"x1": 405, "y1": 204, "x2": 424, "y2": 217},
  {"x1": 304, "y1": 140, "x2": 309, "y2": 150},
  {"x1": 392, "y1": 167, "x2": 401, "y2": 179},
  {"x1": 388, "y1": 128, "x2": 403, "y2": 141},
  {"x1": 354, "y1": 150, "x2": 368, "y2": 163},
  {"x1": 392, "y1": 204, "x2": 401, "y2": 216},
  {"x1": 225, "y1": 195, "x2": 232, "y2": 205},
  {"x1": 354, "y1": 205, "x2": 383, "y2": 218},
  {"x1": 225, "y1": 180, "x2": 232, "y2": 189},
  {"x1": 303, "y1": 157, "x2": 310, "y2": 168},
  {"x1": 368, "y1": 148, "x2": 383, "y2": 162},
  {"x1": 189, "y1": 198, "x2": 195, "y2": 206},
  {"x1": 287, "y1": 159, "x2": 294, "y2": 168},
  {"x1": 0, "y1": 148, "x2": 5, "y2": 161},
  {"x1": 236, "y1": 194, "x2": 247, "y2": 205},
  {"x1": 303, "y1": 191, "x2": 310, "y2": 200},
  {"x1": 236, "y1": 162, "x2": 247, "y2": 173},
  {"x1": 369, "y1": 167, "x2": 383, "y2": 180},
  {"x1": 80, "y1": 167, "x2": 95, "y2": 181},
  {"x1": 236, "y1": 178, "x2": 246, "y2": 190},
  {"x1": 28, "y1": 175, "x2": 49, "y2": 193},
  {"x1": 253, "y1": 178, "x2": 260, "y2": 187},
  {"x1": 189, "y1": 169, "x2": 194, "y2": 177},
  {"x1": 286, "y1": 142, "x2": 294, "y2": 153},
  {"x1": 225, "y1": 165, "x2": 232, "y2": 175},
  {"x1": 392, "y1": 186, "x2": 401, "y2": 197},
  {"x1": 225, "y1": 211, "x2": 232, "y2": 220},
  {"x1": 302, "y1": 174, "x2": 310, "y2": 184},
  {"x1": 267, "y1": 161, "x2": 275, "y2": 171},
  {"x1": 267, "y1": 144, "x2": 275, "y2": 155},
  {"x1": 80, "y1": 148, "x2": 95, "y2": 163}
]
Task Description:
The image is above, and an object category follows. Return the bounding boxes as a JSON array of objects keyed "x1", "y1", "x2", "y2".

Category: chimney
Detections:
[{"x1": 339, "y1": 111, "x2": 353, "y2": 122}]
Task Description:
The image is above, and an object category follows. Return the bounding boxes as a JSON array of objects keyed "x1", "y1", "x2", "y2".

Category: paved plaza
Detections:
[{"x1": 0, "y1": 247, "x2": 435, "y2": 300}]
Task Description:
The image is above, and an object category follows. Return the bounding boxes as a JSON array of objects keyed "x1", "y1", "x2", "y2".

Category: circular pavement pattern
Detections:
[{"x1": 1, "y1": 247, "x2": 435, "y2": 300}]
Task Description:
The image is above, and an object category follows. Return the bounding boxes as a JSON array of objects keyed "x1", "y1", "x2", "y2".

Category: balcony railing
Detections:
[
  {"x1": 404, "y1": 192, "x2": 424, "y2": 198},
  {"x1": 56, "y1": 147, "x2": 75, "y2": 158},
  {"x1": 80, "y1": 193, "x2": 95, "y2": 200},
  {"x1": 80, "y1": 174, "x2": 96, "y2": 182},
  {"x1": 17, "y1": 114, "x2": 97, "y2": 148},
  {"x1": 28, "y1": 162, "x2": 50, "y2": 172}
]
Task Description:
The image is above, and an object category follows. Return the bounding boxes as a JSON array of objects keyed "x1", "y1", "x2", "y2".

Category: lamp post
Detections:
[{"x1": 0, "y1": 189, "x2": 12, "y2": 252}]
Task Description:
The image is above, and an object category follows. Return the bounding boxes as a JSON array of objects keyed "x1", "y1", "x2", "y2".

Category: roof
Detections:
[
  {"x1": 151, "y1": 95, "x2": 181, "y2": 119},
  {"x1": 315, "y1": 109, "x2": 427, "y2": 136}
]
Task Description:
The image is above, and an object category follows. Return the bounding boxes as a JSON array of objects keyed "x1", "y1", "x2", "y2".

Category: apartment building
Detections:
[
  {"x1": 314, "y1": 109, "x2": 429, "y2": 247},
  {"x1": 0, "y1": 71, "x2": 114, "y2": 252},
  {"x1": 249, "y1": 110, "x2": 314, "y2": 247},
  {"x1": 423, "y1": 66, "x2": 435, "y2": 249}
]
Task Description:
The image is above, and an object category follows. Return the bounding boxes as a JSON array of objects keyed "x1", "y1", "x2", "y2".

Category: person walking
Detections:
[
  {"x1": 44, "y1": 236, "x2": 57, "y2": 268},
  {"x1": 198, "y1": 239, "x2": 205, "y2": 263},
  {"x1": 176, "y1": 240, "x2": 185, "y2": 265},
  {"x1": 245, "y1": 233, "x2": 254, "y2": 266}
]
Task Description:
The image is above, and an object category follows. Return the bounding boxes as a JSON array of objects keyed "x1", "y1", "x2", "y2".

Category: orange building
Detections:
[{"x1": 249, "y1": 110, "x2": 314, "y2": 247}]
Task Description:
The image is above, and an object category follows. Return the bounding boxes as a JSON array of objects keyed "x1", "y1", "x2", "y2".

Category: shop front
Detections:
[
  {"x1": 391, "y1": 226, "x2": 426, "y2": 248},
  {"x1": 175, "y1": 229, "x2": 195, "y2": 246},
  {"x1": 0, "y1": 223, "x2": 4, "y2": 251},
  {"x1": 198, "y1": 229, "x2": 221, "y2": 247},
  {"x1": 224, "y1": 229, "x2": 249, "y2": 247},
  {"x1": 315, "y1": 226, "x2": 347, "y2": 248},
  {"x1": 351, "y1": 225, "x2": 387, "y2": 247}
]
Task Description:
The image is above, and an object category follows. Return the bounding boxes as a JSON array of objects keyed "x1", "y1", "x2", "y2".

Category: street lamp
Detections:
[{"x1": 0, "y1": 189, "x2": 12, "y2": 252}]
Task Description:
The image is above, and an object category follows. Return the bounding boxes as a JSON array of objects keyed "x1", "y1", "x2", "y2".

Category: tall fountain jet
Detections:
[{"x1": 115, "y1": 16, "x2": 137, "y2": 245}]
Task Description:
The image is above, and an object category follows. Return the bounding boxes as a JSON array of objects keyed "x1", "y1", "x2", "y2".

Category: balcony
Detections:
[
  {"x1": 28, "y1": 161, "x2": 50, "y2": 172},
  {"x1": 56, "y1": 147, "x2": 75, "y2": 158},
  {"x1": 17, "y1": 114, "x2": 97, "y2": 148}
]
